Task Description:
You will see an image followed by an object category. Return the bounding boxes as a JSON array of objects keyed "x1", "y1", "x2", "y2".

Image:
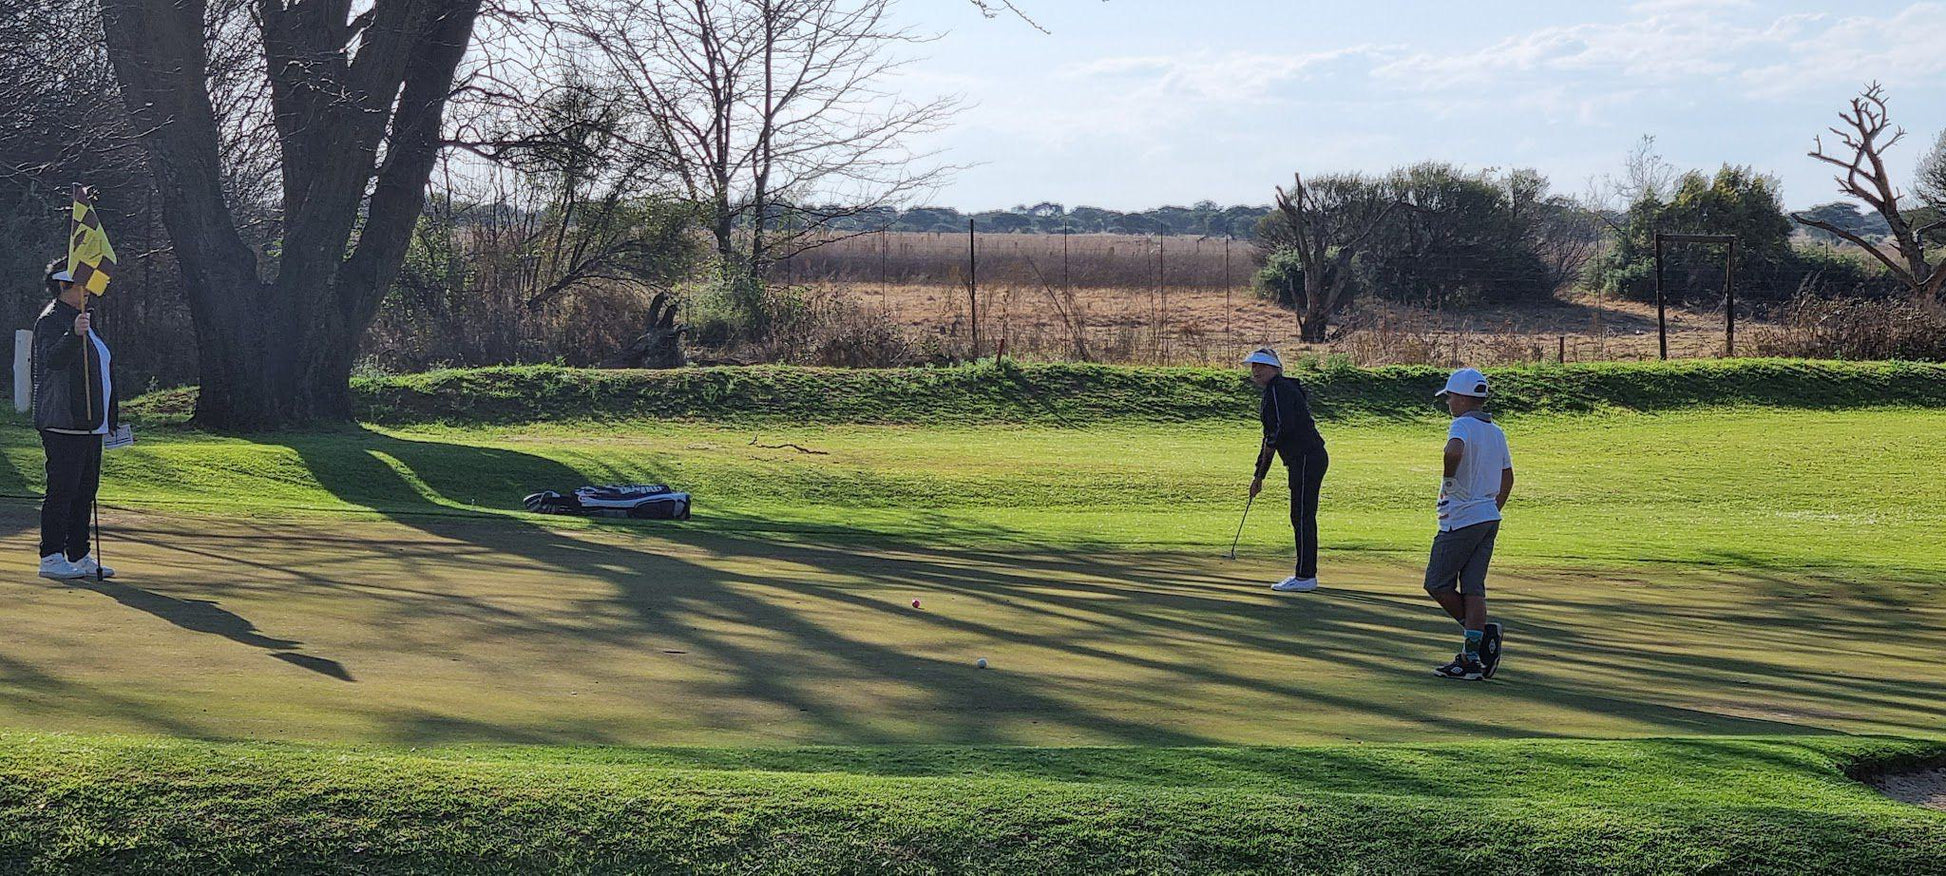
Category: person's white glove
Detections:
[{"x1": 1437, "y1": 477, "x2": 1457, "y2": 520}]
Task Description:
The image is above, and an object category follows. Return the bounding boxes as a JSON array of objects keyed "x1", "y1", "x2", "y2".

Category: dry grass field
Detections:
[
  {"x1": 781, "y1": 230, "x2": 1254, "y2": 290},
  {"x1": 807, "y1": 280, "x2": 1738, "y2": 367},
  {"x1": 774, "y1": 231, "x2": 1750, "y2": 366}
]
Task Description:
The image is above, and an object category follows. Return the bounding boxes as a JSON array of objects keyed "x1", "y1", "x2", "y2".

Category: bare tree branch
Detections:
[
  {"x1": 1800, "y1": 82, "x2": 1946, "y2": 301},
  {"x1": 544, "y1": 0, "x2": 962, "y2": 293}
]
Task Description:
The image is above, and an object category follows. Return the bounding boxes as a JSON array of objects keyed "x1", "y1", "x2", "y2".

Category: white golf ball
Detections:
[{"x1": 976, "y1": 658, "x2": 988, "y2": 669}]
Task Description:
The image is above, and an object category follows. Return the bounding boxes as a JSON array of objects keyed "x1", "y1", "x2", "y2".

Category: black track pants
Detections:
[
  {"x1": 1283, "y1": 446, "x2": 1329, "y2": 579},
  {"x1": 40, "y1": 430, "x2": 101, "y2": 561}
]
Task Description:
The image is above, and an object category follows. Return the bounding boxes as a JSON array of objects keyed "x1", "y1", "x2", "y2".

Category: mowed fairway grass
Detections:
[{"x1": 0, "y1": 368, "x2": 1940, "y2": 872}]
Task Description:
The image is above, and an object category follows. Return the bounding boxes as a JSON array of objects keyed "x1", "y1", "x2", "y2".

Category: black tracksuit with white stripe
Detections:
[{"x1": 1256, "y1": 375, "x2": 1328, "y2": 579}]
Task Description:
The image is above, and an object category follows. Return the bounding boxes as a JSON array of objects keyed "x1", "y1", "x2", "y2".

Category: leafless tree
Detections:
[
  {"x1": 1534, "y1": 196, "x2": 1605, "y2": 293},
  {"x1": 96, "y1": 0, "x2": 485, "y2": 429},
  {"x1": 49, "y1": 0, "x2": 1070, "y2": 424},
  {"x1": 203, "y1": 0, "x2": 281, "y2": 243},
  {"x1": 546, "y1": 0, "x2": 961, "y2": 288},
  {"x1": 0, "y1": 0, "x2": 208, "y2": 388},
  {"x1": 1269, "y1": 172, "x2": 1397, "y2": 342},
  {"x1": 1792, "y1": 83, "x2": 1946, "y2": 301},
  {"x1": 1613, "y1": 135, "x2": 1676, "y2": 209},
  {"x1": 0, "y1": 1, "x2": 121, "y2": 180},
  {"x1": 1916, "y1": 130, "x2": 1946, "y2": 211},
  {"x1": 965, "y1": 0, "x2": 1111, "y2": 32}
]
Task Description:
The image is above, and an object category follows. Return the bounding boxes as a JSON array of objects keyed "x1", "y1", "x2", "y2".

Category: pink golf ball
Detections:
[{"x1": 912, "y1": 599, "x2": 922, "y2": 609}]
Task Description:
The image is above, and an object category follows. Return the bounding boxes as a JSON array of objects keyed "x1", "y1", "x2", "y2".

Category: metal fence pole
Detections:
[
  {"x1": 1724, "y1": 239, "x2": 1737, "y2": 357},
  {"x1": 1144, "y1": 229, "x2": 1159, "y2": 362},
  {"x1": 968, "y1": 218, "x2": 979, "y2": 360},
  {"x1": 1224, "y1": 234, "x2": 1233, "y2": 361},
  {"x1": 1654, "y1": 233, "x2": 1668, "y2": 360}
]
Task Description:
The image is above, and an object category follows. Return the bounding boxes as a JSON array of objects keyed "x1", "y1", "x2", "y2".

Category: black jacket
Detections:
[
  {"x1": 1256, "y1": 374, "x2": 1323, "y2": 478},
  {"x1": 32, "y1": 299, "x2": 117, "y2": 434}
]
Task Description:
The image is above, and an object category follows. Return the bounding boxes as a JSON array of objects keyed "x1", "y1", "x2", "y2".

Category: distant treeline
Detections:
[{"x1": 818, "y1": 202, "x2": 1274, "y2": 237}]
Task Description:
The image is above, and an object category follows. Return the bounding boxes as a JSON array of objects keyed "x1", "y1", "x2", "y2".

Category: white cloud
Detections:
[
  {"x1": 903, "y1": 1, "x2": 1946, "y2": 208},
  {"x1": 1058, "y1": 45, "x2": 1398, "y2": 105},
  {"x1": 1743, "y1": 4, "x2": 1946, "y2": 97},
  {"x1": 1372, "y1": 1, "x2": 1946, "y2": 103}
]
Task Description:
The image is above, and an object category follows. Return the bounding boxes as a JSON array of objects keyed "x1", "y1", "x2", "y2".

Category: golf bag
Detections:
[{"x1": 524, "y1": 484, "x2": 692, "y2": 520}]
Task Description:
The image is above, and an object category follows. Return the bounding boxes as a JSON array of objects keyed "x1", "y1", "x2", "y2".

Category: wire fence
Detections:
[{"x1": 761, "y1": 227, "x2": 1807, "y2": 367}]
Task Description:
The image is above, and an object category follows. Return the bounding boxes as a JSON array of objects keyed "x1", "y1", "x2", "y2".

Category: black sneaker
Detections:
[
  {"x1": 1481, "y1": 622, "x2": 1504, "y2": 679},
  {"x1": 1433, "y1": 655, "x2": 1484, "y2": 681}
]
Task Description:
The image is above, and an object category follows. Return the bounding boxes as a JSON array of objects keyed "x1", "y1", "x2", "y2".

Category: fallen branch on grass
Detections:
[{"x1": 749, "y1": 437, "x2": 829, "y2": 455}]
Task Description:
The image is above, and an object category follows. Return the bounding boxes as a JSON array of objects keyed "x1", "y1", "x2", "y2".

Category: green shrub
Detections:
[
  {"x1": 127, "y1": 360, "x2": 1946, "y2": 427},
  {"x1": 324, "y1": 360, "x2": 1946, "y2": 426},
  {"x1": 1253, "y1": 248, "x2": 1304, "y2": 308}
]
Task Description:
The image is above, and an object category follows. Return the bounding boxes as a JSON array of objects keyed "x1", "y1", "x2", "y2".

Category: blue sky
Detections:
[{"x1": 888, "y1": 0, "x2": 1946, "y2": 211}]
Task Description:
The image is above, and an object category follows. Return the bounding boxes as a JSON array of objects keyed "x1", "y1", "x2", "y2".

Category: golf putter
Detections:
[{"x1": 1227, "y1": 494, "x2": 1255, "y2": 560}]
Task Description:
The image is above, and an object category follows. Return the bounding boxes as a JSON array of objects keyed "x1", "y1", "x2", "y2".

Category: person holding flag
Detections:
[{"x1": 31, "y1": 186, "x2": 120, "y2": 581}]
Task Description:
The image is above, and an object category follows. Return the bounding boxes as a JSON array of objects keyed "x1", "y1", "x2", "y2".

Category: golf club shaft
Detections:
[{"x1": 1229, "y1": 494, "x2": 1254, "y2": 557}]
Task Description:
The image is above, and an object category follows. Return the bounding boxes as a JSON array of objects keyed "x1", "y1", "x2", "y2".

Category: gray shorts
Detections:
[{"x1": 1423, "y1": 520, "x2": 1500, "y2": 597}]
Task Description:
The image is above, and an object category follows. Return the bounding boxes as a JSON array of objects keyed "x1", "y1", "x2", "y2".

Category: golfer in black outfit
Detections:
[
  {"x1": 1245, "y1": 348, "x2": 1327, "y2": 593},
  {"x1": 32, "y1": 261, "x2": 117, "y2": 581}
]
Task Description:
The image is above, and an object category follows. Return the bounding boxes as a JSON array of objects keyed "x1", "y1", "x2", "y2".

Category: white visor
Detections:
[{"x1": 1243, "y1": 349, "x2": 1282, "y2": 369}]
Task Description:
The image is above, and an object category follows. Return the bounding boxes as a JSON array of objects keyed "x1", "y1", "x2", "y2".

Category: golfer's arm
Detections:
[
  {"x1": 34, "y1": 318, "x2": 80, "y2": 368},
  {"x1": 1442, "y1": 438, "x2": 1464, "y2": 477},
  {"x1": 1497, "y1": 468, "x2": 1514, "y2": 509},
  {"x1": 1253, "y1": 442, "x2": 1275, "y2": 481}
]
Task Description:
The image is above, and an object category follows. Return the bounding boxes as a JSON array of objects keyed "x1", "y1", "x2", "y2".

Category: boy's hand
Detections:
[{"x1": 1249, "y1": 478, "x2": 1263, "y2": 499}]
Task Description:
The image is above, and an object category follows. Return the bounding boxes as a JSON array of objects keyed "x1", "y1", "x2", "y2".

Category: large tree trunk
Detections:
[
  {"x1": 1298, "y1": 290, "x2": 1330, "y2": 343},
  {"x1": 99, "y1": 0, "x2": 480, "y2": 431},
  {"x1": 1297, "y1": 307, "x2": 1329, "y2": 344},
  {"x1": 1297, "y1": 270, "x2": 1338, "y2": 344}
]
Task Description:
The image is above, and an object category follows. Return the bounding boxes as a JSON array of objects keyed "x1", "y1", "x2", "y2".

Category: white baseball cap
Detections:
[
  {"x1": 1243, "y1": 347, "x2": 1282, "y2": 369},
  {"x1": 1436, "y1": 367, "x2": 1490, "y2": 398}
]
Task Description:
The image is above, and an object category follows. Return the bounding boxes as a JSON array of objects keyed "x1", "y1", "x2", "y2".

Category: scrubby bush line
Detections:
[{"x1": 124, "y1": 358, "x2": 1946, "y2": 426}]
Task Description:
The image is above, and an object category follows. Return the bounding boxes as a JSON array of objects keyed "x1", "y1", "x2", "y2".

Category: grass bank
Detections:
[
  {"x1": 125, "y1": 359, "x2": 1946, "y2": 426},
  {"x1": 0, "y1": 733, "x2": 1939, "y2": 874}
]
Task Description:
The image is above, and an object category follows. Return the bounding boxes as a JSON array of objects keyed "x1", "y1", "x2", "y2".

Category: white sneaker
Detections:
[
  {"x1": 38, "y1": 554, "x2": 85, "y2": 581},
  {"x1": 70, "y1": 554, "x2": 115, "y2": 579},
  {"x1": 1271, "y1": 576, "x2": 1319, "y2": 593}
]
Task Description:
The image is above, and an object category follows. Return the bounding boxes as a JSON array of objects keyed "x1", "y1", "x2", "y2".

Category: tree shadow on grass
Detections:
[
  {"x1": 0, "y1": 425, "x2": 53, "y2": 541},
  {"x1": 0, "y1": 651, "x2": 211, "y2": 737},
  {"x1": 70, "y1": 576, "x2": 354, "y2": 682},
  {"x1": 92, "y1": 425, "x2": 1936, "y2": 746}
]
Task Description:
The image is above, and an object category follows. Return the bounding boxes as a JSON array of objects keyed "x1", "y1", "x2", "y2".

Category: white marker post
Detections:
[{"x1": 13, "y1": 329, "x2": 30, "y2": 414}]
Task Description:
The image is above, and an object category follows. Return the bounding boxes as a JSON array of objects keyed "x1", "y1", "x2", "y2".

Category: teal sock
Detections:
[{"x1": 1463, "y1": 629, "x2": 1484, "y2": 660}]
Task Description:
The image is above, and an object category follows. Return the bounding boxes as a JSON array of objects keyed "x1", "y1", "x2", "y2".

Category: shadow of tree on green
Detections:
[{"x1": 37, "y1": 425, "x2": 1937, "y2": 748}]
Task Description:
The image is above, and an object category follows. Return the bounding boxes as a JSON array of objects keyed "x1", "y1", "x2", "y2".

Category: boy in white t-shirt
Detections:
[{"x1": 1424, "y1": 368, "x2": 1515, "y2": 681}]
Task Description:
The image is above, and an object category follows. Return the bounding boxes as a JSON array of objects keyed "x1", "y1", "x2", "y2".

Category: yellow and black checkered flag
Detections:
[{"x1": 67, "y1": 184, "x2": 118, "y2": 296}]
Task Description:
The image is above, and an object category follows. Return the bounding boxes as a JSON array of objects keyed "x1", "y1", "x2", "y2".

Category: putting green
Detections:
[
  {"x1": 1, "y1": 507, "x2": 1937, "y2": 746},
  {"x1": 2, "y1": 390, "x2": 1944, "y2": 871}
]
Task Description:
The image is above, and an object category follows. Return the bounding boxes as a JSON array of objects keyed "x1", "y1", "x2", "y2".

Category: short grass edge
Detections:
[{"x1": 0, "y1": 731, "x2": 1941, "y2": 874}]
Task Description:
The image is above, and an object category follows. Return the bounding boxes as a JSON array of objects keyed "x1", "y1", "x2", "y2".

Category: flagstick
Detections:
[
  {"x1": 69, "y1": 184, "x2": 107, "y2": 582},
  {"x1": 78, "y1": 294, "x2": 102, "y2": 582},
  {"x1": 91, "y1": 298, "x2": 103, "y2": 583}
]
